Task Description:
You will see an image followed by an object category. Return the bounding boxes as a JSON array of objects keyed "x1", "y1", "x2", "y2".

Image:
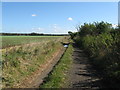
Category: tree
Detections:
[
  {"x1": 95, "y1": 21, "x2": 112, "y2": 34},
  {"x1": 68, "y1": 31, "x2": 77, "y2": 39}
]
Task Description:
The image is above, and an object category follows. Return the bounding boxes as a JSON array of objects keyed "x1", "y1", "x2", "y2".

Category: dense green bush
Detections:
[
  {"x1": 70, "y1": 21, "x2": 120, "y2": 88},
  {"x1": 77, "y1": 21, "x2": 112, "y2": 36}
]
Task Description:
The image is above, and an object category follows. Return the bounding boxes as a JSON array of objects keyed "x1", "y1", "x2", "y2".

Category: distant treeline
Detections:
[{"x1": 0, "y1": 32, "x2": 68, "y2": 36}]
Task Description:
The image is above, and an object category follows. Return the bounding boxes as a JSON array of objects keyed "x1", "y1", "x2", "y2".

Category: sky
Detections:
[
  {"x1": 118, "y1": 1, "x2": 120, "y2": 26},
  {"x1": 2, "y1": 2, "x2": 118, "y2": 34},
  {"x1": 1, "y1": 0, "x2": 120, "y2": 2}
]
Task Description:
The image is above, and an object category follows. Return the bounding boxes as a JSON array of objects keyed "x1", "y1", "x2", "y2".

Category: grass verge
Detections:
[
  {"x1": 2, "y1": 41, "x2": 63, "y2": 88},
  {"x1": 40, "y1": 44, "x2": 73, "y2": 88}
]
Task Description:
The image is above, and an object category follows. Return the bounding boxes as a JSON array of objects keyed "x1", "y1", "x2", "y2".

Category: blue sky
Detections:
[
  {"x1": 2, "y1": 2, "x2": 118, "y2": 34},
  {"x1": 118, "y1": 1, "x2": 120, "y2": 25}
]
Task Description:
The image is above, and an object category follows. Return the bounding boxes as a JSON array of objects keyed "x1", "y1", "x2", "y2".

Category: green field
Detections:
[{"x1": 1, "y1": 36, "x2": 65, "y2": 49}]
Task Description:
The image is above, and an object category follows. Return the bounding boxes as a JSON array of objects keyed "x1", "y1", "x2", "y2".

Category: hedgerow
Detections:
[{"x1": 69, "y1": 21, "x2": 120, "y2": 88}]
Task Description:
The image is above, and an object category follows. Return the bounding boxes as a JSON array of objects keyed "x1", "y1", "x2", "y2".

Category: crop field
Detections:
[
  {"x1": 1, "y1": 36, "x2": 65, "y2": 49},
  {"x1": 1, "y1": 36, "x2": 69, "y2": 88}
]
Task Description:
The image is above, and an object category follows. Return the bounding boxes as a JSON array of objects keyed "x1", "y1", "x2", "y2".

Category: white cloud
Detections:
[
  {"x1": 53, "y1": 24, "x2": 57, "y2": 26},
  {"x1": 32, "y1": 27, "x2": 44, "y2": 33},
  {"x1": 68, "y1": 17, "x2": 73, "y2": 21},
  {"x1": 38, "y1": 28, "x2": 41, "y2": 30},
  {"x1": 68, "y1": 29, "x2": 77, "y2": 32},
  {"x1": 112, "y1": 24, "x2": 118, "y2": 28},
  {"x1": 48, "y1": 24, "x2": 75, "y2": 34},
  {"x1": 32, "y1": 14, "x2": 37, "y2": 17},
  {"x1": 53, "y1": 26, "x2": 57, "y2": 29}
]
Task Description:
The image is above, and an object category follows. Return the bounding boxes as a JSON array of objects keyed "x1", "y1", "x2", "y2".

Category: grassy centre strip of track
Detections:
[{"x1": 40, "y1": 44, "x2": 73, "y2": 88}]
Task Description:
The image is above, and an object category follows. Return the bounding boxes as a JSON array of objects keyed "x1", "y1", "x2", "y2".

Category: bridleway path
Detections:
[{"x1": 66, "y1": 44, "x2": 103, "y2": 89}]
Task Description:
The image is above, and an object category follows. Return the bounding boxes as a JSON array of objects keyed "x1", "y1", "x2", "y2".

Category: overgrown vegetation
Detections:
[
  {"x1": 69, "y1": 21, "x2": 120, "y2": 88},
  {"x1": 2, "y1": 36, "x2": 68, "y2": 88},
  {"x1": 40, "y1": 45, "x2": 73, "y2": 88}
]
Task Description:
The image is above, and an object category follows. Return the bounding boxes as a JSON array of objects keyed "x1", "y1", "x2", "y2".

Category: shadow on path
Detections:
[{"x1": 67, "y1": 43, "x2": 103, "y2": 89}]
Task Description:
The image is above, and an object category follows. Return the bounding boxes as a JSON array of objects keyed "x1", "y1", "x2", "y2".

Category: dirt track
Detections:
[
  {"x1": 8, "y1": 43, "x2": 103, "y2": 88},
  {"x1": 15, "y1": 47, "x2": 66, "y2": 88},
  {"x1": 66, "y1": 44, "x2": 102, "y2": 89}
]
